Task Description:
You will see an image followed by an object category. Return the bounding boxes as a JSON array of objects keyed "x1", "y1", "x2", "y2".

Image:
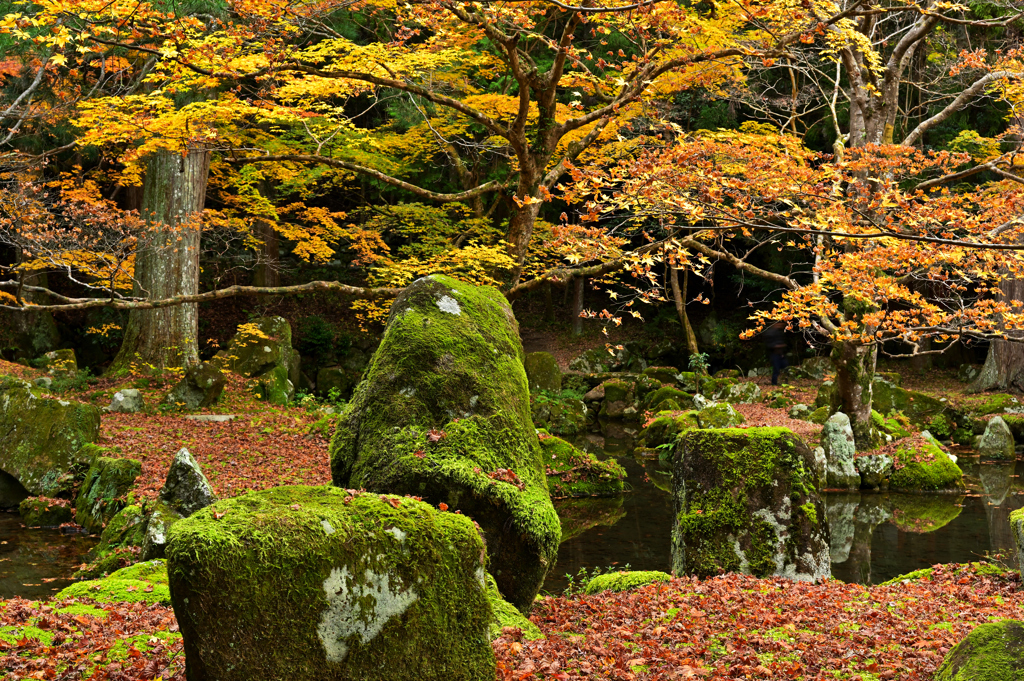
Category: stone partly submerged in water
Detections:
[
  {"x1": 821, "y1": 412, "x2": 859, "y2": 490},
  {"x1": 671, "y1": 427, "x2": 830, "y2": 581},
  {"x1": 329, "y1": 275, "x2": 560, "y2": 612},
  {"x1": 165, "y1": 485, "x2": 495, "y2": 681},
  {"x1": 0, "y1": 377, "x2": 101, "y2": 497},
  {"x1": 540, "y1": 433, "x2": 626, "y2": 499},
  {"x1": 888, "y1": 435, "x2": 964, "y2": 492},
  {"x1": 933, "y1": 620, "x2": 1024, "y2": 681},
  {"x1": 978, "y1": 416, "x2": 1016, "y2": 460}
]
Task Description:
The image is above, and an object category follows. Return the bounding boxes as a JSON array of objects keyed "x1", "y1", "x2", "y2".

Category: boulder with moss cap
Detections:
[
  {"x1": 141, "y1": 448, "x2": 217, "y2": 560},
  {"x1": 934, "y1": 620, "x2": 1024, "y2": 681},
  {"x1": 978, "y1": 416, "x2": 1016, "y2": 460},
  {"x1": 539, "y1": 432, "x2": 626, "y2": 498},
  {"x1": 165, "y1": 485, "x2": 495, "y2": 681},
  {"x1": 888, "y1": 435, "x2": 964, "y2": 491},
  {"x1": 329, "y1": 274, "x2": 559, "y2": 612},
  {"x1": 583, "y1": 570, "x2": 671, "y2": 595},
  {"x1": 671, "y1": 427, "x2": 830, "y2": 581},
  {"x1": 75, "y1": 454, "x2": 141, "y2": 534},
  {"x1": 0, "y1": 377, "x2": 100, "y2": 497}
]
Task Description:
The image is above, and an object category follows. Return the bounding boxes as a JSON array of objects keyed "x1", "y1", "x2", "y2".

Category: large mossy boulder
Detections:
[
  {"x1": 934, "y1": 620, "x2": 1024, "y2": 681},
  {"x1": 524, "y1": 352, "x2": 562, "y2": 392},
  {"x1": 164, "y1": 361, "x2": 226, "y2": 409},
  {"x1": 0, "y1": 377, "x2": 100, "y2": 497},
  {"x1": 329, "y1": 275, "x2": 559, "y2": 612},
  {"x1": 75, "y1": 454, "x2": 142, "y2": 534},
  {"x1": 540, "y1": 433, "x2": 626, "y2": 498},
  {"x1": 217, "y1": 317, "x2": 298, "y2": 405},
  {"x1": 671, "y1": 427, "x2": 830, "y2": 581},
  {"x1": 531, "y1": 393, "x2": 587, "y2": 436},
  {"x1": 889, "y1": 436, "x2": 964, "y2": 491},
  {"x1": 166, "y1": 485, "x2": 495, "y2": 681}
]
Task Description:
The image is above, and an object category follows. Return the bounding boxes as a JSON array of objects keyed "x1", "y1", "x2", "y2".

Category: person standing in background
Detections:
[{"x1": 764, "y1": 321, "x2": 788, "y2": 386}]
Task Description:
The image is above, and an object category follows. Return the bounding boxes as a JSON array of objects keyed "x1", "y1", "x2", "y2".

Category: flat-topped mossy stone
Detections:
[
  {"x1": 0, "y1": 377, "x2": 101, "y2": 497},
  {"x1": 56, "y1": 559, "x2": 170, "y2": 606},
  {"x1": 671, "y1": 427, "x2": 829, "y2": 581},
  {"x1": 888, "y1": 436, "x2": 964, "y2": 492},
  {"x1": 75, "y1": 455, "x2": 141, "y2": 534},
  {"x1": 583, "y1": 570, "x2": 671, "y2": 595},
  {"x1": 643, "y1": 386, "x2": 694, "y2": 412},
  {"x1": 329, "y1": 275, "x2": 559, "y2": 612},
  {"x1": 540, "y1": 433, "x2": 626, "y2": 498},
  {"x1": 166, "y1": 485, "x2": 495, "y2": 681},
  {"x1": 934, "y1": 620, "x2": 1024, "y2": 681},
  {"x1": 19, "y1": 496, "x2": 73, "y2": 527},
  {"x1": 642, "y1": 366, "x2": 682, "y2": 385}
]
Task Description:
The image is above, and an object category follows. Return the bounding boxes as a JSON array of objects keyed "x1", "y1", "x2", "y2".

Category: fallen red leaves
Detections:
[{"x1": 495, "y1": 563, "x2": 1024, "y2": 681}]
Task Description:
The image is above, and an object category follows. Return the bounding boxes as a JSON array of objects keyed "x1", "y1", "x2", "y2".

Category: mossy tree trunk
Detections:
[
  {"x1": 831, "y1": 340, "x2": 877, "y2": 450},
  {"x1": 111, "y1": 148, "x2": 210, "y2": 372}
]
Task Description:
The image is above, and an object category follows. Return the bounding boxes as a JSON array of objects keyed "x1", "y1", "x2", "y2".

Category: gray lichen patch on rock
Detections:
[
  {"x1": 318, "y1": 566, "x2": 419, "y2": 662},
  {"x1": 436, "y1": 295, "x2": 462, "y2": 315}
]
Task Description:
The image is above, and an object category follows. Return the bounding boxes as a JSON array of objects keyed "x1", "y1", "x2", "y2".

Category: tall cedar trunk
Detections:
[
  {"x1": 832, "y1": 340, "x2": 877, "y2": 450},
  {"x1": 111, "y1": 148, "x2": 209, "y2": 371},
  {"x1": 2, "y1": 255, "x2": 60, "y2": 359},
  {"x1": 252, "y1": 217, "x2": 280, "y2": 288},
  {"x1": 572, "y1": 276, "x2": 584, "y2": 336},
  {"x1": 669, "y1": 266, "x2": 699, "y2": 354},
  {"x1": 972, "y1": 269, "x2": 1024, "y2": 392}
]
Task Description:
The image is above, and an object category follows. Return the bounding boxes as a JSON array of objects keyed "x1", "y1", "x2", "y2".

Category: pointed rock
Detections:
[{"x1": 160, "y1": 448, "x2": 216, "y2": 517}]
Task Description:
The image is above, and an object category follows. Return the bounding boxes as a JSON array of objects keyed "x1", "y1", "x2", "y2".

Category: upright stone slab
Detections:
[
  {"x1": 217, "y1": 316, "x2": 297, "y2": 405},
  {"x1": 329, "y1": 275, "x2": 560, "y2": 612},
  {"x1": 524, "y1": 352, "x2": 562, "y2": 392},
  {"x1": 978, "y1": 416, "x2": 1016, "y2": 460},
  {"x1": 0, "y1": 377, "x2": 100, "y2": 497},
  {"x1": 1011, "y1": 508, "x2": 1024, "y2": 583},
  {"x1": 822, "y1": 412, "x2": 859, "y2": 489},
  {"x1": 671, "y1": 427, "x2": 830, "y2": 581},
  {"x1": 165, "y1": 486, "x2": 495, "y2": 681},
  {"x1": 75, "y1": 455, "x2": 142, "y2": 534},
  {"x1": 142, "y1": 448, "x2": 216, "y2": 560}
]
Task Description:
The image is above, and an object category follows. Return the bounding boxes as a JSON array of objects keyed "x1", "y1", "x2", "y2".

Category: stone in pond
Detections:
[
  {"x1": 19, "y1": 496, "x2": 73, "y2": 527},
  {"x1": 75, "y1": 453, "x2": 142, "y2": 534},
  {"x1": 0, "y1": 377, "x2": 100, "y2": 497},
  {"x1": 671, "y1": 427, "x2": 830, "y2": 581},
  {"x1": 524, "y1": 352, "x2": 561, "y2": 392},
  {"x1": 165, "y1": 485, "x2": 495, "y2": 681},
  {"x1": 855, "y1": 453, "x2": 893, "y2": 491},
  {"x1": 329, "y1": 275, "x2": 559, "y2": 612},
  {"x1": 934, "y1": 620, "x2": 1024, "y2": 681},
  {"x1": 821, "y1": 412, "x2": 859, "y2": 490},
  {"x1": 540, "y1": 433, "x2": 626, "y2": 498},
  {"x1": 978, "y1": 416, "x2": 1016, "y2": 460},
  {"x1": 1011, "y1": 508, "x2": 1024, "y2": 582},
  {"x1": 108, "y1": 388, "x2": 145, "y2": 414},
  {"x1": 888, "y1": 436, "x2": 964, "y2": 492}
]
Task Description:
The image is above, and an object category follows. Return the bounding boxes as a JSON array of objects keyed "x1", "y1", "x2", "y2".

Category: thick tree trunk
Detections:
[
  {"x1": 110, "y1": 148, "x2": 210, "y2": 372},
  {"x1": 832, "y1": 341, "x2": 877, "y2": 450},
  {"x1": 252, "y1": 218, "x2": 280, "y2": 288},
  {"x1": 0, "y1": 263, "x2": 60, "y2": 360},
  {"x1": 670, "y1": 266, "x2": 699, "y2": 354},
  {"x1": 572, "y1": 276, "x2": 584, "y2": 336},
  {"x1": 972, "y1": 263, "x2": 1024, "y2": 392}
]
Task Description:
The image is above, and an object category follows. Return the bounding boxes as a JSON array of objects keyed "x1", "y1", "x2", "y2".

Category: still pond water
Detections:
[{"x1": 2, "y1": 428, "x2": 1021, "y2": 600}]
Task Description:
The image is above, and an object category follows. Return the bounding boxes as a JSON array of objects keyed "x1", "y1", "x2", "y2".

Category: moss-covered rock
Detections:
[
  {"x1": 888, "y1": 436, "x2": 964, "y2": 492},
  {"x1": 568, "y1": 348, "x2": 615, "y2": 374},
  {"x1": 531, "y1": 393, "x2": 587, "y2": 436},
  {"x1": 879, "y1": 562, "x2": 1011, "y2": 587},
  {"x1": 329, "y1": 275, "x2": 559, "y2": 612},
  {"x1": 484, "y1": 573, "x2": 543, "y2": 640},
  {"x1": 57, "y1": 559, "x2": 171, "y2": 605},
  {"x1": 1011, "y1": 508, "x2": 1024, "y2": 580},
  {"x1": 19, "y1": 496, "x2": 73, "y2": 527},
  {"x1": 643, "y1": 386, "x2": 694, "y2": 412},
  {"x1": 671, "y1": 427, "x2": 830, "y2": 580},
  {"x1": 642, "y1": 366, "x2": 682, "y2": 385},
  {"x1": 583, "y1": 570, "x2": 671, "y2": 595},
  {"x1": 75, "y1": 504, "x2": 147, "y2": 579},
  {"x1": 934, "y1": 620, "x2": 1024, "y2": 681},
  {"x1": 978, "y1": 416, "x2": 1016, "y2": 460},
  {"x1": 807, "y1": 406, "x2": 830, "y2": 425},
  {"x1": 39, "y1": 348, "x2": 77, "y2": 376},
  {"x1": 540, "y1": 433, "x2": 626, "y2": 498},
  {"x1": 166, "y1": 485, "x2": 495, "y2": 681},
  {"x1": 524, "y1": 352, "x2": 562, "y2": 392},
  {"x1": 713, "y1": 381, "x2": 762, "y2": 404},
  {"x1": 696, "y1": 402, "x2": 745, "y2": 428},
  {"x1": 164, "y1": 361, "x2": 226, "y2": 409},
  {"x1": 599, "y1": 378, "x2": 634, "y2": 418},
  {"x1": 970, "y1": 393, "x2": 1022, "y2": 417},
  {"x1": 75, "y1": 455, "x2": 142, "y2": 534},
  {"x1": 855, "y1": 453, "x2": 893, "y2": 491},
  {"x1": 216, "y1": 317, "x2": 297, "y2": 405},
  {"x1": 0, "y1": 377, "x2": 101, "y2": 497},
  {"x1": 871, "y1": 410, "x2": 913, "y2": 440}
]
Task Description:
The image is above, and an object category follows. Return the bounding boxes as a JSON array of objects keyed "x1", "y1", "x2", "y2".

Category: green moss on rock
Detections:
[
  {"x1": 75, "y1": 504, "x2": 146, "y2": 579},
  {"x1": 644, "y1": 386, "x2": 694, "y2": 412},
  {"x1": 19, "y1": 496, "x2": 73, "y2": 527},
  {"x1": 888, "y1": 437, "x2": 964, "y2": 492},
  {"x1": 582, "y1": 570, "x2": 671, "y2": 595},
  {"x1": 934, "y1": 620, "x2": 1024, "y2": 681},
  {"x1": 0, "y1": 377, "x2": 101, "y2": 497},
  {"x1": 524, "y1": 352, "x2": 562, "y2": 392},
  {"x1": 57, "y1": 559, "x2": 170, "y2": 605},
  {"x1": 540, "y1": 433, "x2": 626, "y2": 498},
  {"x1": 329, "y1": 275, "x2": 559, "y2": 612},
  {"x1": 671, "y1": 428, "x2": 829, "y2": 581},
  {"x1": 75, "y1": 456, "x2": 142, "y2": 534},
  {"x1": 485, "y1": 573, "x2": 543, "y2": 640},
  {"x1": 166, "y1": 485, "x2": 495, "y2": 681}
]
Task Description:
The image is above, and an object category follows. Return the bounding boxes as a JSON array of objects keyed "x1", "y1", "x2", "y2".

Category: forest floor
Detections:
[{"x1": 1, "y1": 349, "x2": 1022, "y2": 680}]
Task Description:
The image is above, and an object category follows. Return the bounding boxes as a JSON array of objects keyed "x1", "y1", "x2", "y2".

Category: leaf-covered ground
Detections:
[
  {"x1": 495, "y1": 563, "x2": 1023, "y2": 681},
  {"x1": 2, "y1": 563, "x2": 1019, "y2": 680}
]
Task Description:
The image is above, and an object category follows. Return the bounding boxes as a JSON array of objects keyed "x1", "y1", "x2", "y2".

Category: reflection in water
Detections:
[
  {"x1": 549, "y1": 436, "x2": 1024, "y2": 594},
  {"x1": 0, "y1": 512, "x2": 98, "y2": 600}
]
